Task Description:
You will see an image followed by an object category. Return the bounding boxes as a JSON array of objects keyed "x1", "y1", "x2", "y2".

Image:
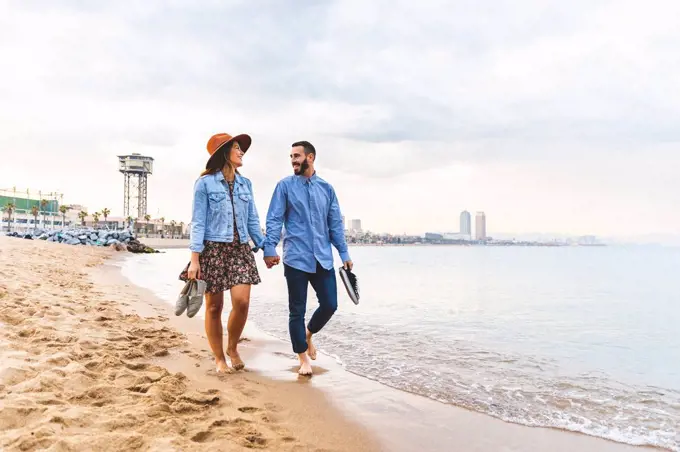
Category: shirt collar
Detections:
[{"x1": 297, "y1": 171, "x2": 318, "y2": 185}]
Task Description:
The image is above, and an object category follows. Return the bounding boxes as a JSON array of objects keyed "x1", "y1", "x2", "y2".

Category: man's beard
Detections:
[{"x1": 294, "y1": 159, "x2": 309, "y2": 175}]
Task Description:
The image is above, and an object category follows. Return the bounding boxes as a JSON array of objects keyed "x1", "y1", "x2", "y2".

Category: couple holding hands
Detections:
[{"x1": 180, "y1": 133, "x2": 353, "y2": 376}]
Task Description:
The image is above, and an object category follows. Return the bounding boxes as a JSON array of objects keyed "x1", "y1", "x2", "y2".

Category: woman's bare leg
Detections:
[
  {"x1": 226, "y1": 284, "x2": 251, "y2": 370},
  {"x1": 205, "y1": 292, "x2": 228, "y2": 372}
]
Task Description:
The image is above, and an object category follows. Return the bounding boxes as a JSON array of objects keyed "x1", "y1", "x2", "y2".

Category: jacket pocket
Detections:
[{"x1": 208, "y1": 192, "x2": 227, "y2": 210}]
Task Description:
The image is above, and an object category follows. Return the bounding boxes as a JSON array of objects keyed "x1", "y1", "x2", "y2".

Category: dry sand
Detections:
[{"x1": 0, "y1": 237, "x2": 378, "y2": 451}]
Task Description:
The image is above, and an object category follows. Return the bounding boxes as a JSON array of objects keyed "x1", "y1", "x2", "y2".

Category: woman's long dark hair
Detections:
[{"x1": 200, "y1": 142, "x2": 240, "y2": 177}]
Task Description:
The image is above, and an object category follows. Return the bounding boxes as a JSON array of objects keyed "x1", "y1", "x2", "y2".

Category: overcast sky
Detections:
[{"x1": 1, "y1": 0, "x2": 678, "y2": 239}]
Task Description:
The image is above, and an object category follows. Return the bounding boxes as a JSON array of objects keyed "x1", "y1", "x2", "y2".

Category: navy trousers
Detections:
[{"x1": 284, "y1": 261, "x2": 338, "y2": 354}]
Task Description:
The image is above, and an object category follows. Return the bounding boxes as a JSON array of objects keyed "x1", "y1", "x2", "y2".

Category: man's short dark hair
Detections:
[{"x1": 292, "y1": 141, "x2": 316, "y2": 157}]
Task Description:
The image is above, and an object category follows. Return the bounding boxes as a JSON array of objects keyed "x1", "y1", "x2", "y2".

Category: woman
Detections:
[{"x1": 179, "y1": 132, "x2": 264, "y2": 373}]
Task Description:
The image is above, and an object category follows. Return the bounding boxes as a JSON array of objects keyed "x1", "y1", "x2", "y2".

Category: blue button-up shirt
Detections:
[{"x1": 264, "y1": 173, "x2": 350, "y2": 273}]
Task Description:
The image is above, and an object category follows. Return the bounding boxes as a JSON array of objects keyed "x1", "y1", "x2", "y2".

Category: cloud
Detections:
[{"x1": 0, "y1": 0, "x2": 678, "y2": 237}]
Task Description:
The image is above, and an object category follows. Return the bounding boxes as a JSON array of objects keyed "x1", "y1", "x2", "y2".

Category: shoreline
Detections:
[
  {"x1": 120, "y1": 248, "x2": 666, "y2": 452},
  {"x1": 140, "y1": 237, "x2": 607, "y2": 251}
]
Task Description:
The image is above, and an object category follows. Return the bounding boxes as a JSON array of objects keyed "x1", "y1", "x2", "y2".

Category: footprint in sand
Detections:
[
  {"x1": 243, "y1": 434, "x2": 268, "y2": 448},
  {"x1": 190, "y1": 417, "x2": 268, "y2": 448},
  {"x1": 233, "y1": 383, "x2": 260, "y2": 398},
  {"x1": 237, "y1": 406, "x2": 260, "y2": 413},
  {"x1": 0, "y1": 367, "x2": 35, "y2": 386},
  {"x1": 264, "y1": 403, "x2": 283, "y2": 413},
  {"x1": 190, "y1": 430, "x2": 214, "y2": 443},
  {"x1": 178, "y1": 390, "x2": 221, "y2": 406},
  {"x1": 272, "y1": 351, "x2": 297, "y2": 360}
]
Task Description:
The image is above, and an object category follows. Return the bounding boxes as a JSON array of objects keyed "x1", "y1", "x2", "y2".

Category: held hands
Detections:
[{"x1": 264, "y1": 255, "x2": 280, "y2": 269}]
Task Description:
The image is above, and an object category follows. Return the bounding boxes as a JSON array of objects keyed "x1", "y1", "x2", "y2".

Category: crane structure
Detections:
[{"x1": 118, "y1": 154, "x2": 154, "y2": 219}]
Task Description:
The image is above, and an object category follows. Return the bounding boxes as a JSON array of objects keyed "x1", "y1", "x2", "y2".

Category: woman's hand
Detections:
[{"x1": 188, "y1": 253, "x2": 201, "y2": 279}]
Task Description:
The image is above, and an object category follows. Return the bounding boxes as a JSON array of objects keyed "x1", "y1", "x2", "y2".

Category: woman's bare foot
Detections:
[
  {"x1": 227, "y1": 348, "x2": 245, "y2": 370},
  {"x1": 215, "y1": 359, "x2": 230, "y2": 373},
  {"x1": 298, "y1": 352, "x2": 313, "y2": 376},
  {"x1": 306, "y1": 329, "x2": 317, "y2": 360}
]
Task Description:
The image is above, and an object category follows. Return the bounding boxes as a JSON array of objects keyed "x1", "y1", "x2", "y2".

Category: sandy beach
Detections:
[
  {"x1": 0, "y1": 236, "x2": 378, "y2": 451},
  {"x1": 0, "y1": 237, "x2": 668, "y2": 451}
]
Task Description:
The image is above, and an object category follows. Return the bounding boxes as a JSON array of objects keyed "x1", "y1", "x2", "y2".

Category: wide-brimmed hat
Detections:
[{"x1": 206, "y1": 133, "x2": 252, "y2": 168}]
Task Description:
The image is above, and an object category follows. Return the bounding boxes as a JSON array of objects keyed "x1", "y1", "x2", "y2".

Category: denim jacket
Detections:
[{"x1": 189, "y1": 172, "x2": 265, "y2": 254}]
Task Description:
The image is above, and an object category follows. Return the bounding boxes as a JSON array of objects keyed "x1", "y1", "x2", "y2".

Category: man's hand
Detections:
[
  {"x1": 343, "y1": 260, "x2": 353, "y2": 271},
  {"x1": 264, "y1": 255, "x2": 280, "y2": 269}
]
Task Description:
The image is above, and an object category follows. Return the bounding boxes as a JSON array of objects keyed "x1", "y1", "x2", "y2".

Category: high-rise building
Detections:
[
  {"x1": 475, "y1": 211, "x2": 486, "y2": 240},
  {"x1": 351, "y1": 219, "x2": 362, "y2": 232},
  {"x1": 460, "y1": 210, "x2": 471, "y2": 235}
]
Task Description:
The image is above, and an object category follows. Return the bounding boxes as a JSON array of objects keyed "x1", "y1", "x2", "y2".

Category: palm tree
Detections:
[
  {"x1": 160, "y1": 217, "x2": 165, "y2": 237},
  {"x1": 170, "y1": 220, "x2": 176, "y2": 239},
  {"x1": 3, "y1": 203, "x2": 15, "y2": 232},
  {"x1": 78, "y1": 211, "x2": 88, "y2": 227},
  {"x1": 31, "y1": 205, "x2": 39, "y2": 231},
  {"x1": 144, "y1": 214, "x2": 151, "y2": 235},
  {"x1": 59, "y1": 205, "x2": 69, "y2": 228},
  {"x1": 179, "y1": 221, "x2": 185, "y2": 238},
  {"x1": 40, "y1": 199, "x2": 49, "y2": 228},
  {"x1": 101, "y1": 208, "x2": 110, "y2": 228},
  {"x1": 92, "y1": 212, "x2": 100, "y2": 229}
]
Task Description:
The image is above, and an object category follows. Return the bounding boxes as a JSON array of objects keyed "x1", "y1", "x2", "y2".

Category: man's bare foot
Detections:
[
  {"x1": 306, "y1": 329, "x2": 317, "y2": 360},
  {"x1": 298, "y1": 352, "x2": 313, "y2": 376},
  {"x1": 227, "y1": 348, "x2": 245, "y2": 370},
  {"x1": 215, "y1": 359, "x2": 230, "y2": 373}
]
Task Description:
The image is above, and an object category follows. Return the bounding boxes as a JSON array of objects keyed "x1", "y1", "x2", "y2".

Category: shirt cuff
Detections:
[
  {"x1": 339, "y1": 251, "x2": 351, "y2": 262},
  {"x1": 190, "y1": 243, "x2": 204, "y2": 253},
  {"x1": 264, "y1": 245, "x2": 278, "y2": 257}
]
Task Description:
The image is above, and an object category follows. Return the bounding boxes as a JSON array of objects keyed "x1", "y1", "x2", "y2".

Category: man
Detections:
[{"x1": 263, "y1": 141, "x2": 352, "y2": 376}]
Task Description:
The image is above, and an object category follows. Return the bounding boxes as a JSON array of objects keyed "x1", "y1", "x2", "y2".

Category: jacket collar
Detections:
[{"x1": 215, "y1": 171, "x2": 245, "y2": 186}]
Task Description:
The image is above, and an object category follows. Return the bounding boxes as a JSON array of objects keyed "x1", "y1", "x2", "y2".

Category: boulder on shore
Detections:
[{"x1": 4, "y1": 228, "x2": 159, "y2": 253}]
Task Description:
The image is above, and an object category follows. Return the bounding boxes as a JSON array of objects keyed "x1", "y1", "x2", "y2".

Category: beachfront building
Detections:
[
  {"x1": 1, "y1": 188, "x2": 67, "y2": 232},
  {"x1": 443, "y1": 232, "x2": 471, "y2": 241},
  {"x1": 460, "y1": 210, "x2": 471, "y2": 235},
  {"x1": 85, "y1": 217, "x2": 186, "y2": 238},
  {"x1": 1, "y1": 187, "x2": 187, "y2": 238},
  {"x1": 351, "y1": 219, "x2": 362, "y2": 233},
  {"x1": 475, "y1": 211, "x2": 487, "y2": 241}
]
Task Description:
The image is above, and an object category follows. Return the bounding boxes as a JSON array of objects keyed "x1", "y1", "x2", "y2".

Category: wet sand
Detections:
[
  {"x1": 0, "y1": 236, "x2": 665, "y2": 451},
  {"x1": 141, "y1": 238, "x2": 189, "y2": 249}
]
